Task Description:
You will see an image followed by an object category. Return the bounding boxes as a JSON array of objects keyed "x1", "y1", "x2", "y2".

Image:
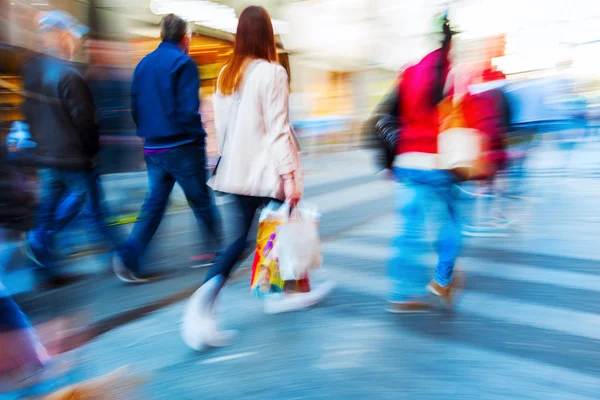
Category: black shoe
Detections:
[{"x1": 112, "y1": 254, "x2": 152, "y2": 284}]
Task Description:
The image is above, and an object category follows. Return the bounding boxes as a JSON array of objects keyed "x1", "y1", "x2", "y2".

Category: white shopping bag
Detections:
[
  {"x1": 259, "y1": 201, "x2": 291, "y2": 224},
  {"x1": 438, "y1": 127, "x2": 482, "y2": 171},
  {"x1": 275, "y1": 203, "x2": 322, "y2": 281}
]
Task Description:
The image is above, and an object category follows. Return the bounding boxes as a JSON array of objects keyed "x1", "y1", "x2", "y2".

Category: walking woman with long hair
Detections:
[{"x1": 181, "y1": 6, "x2": 333, "y2": 351}]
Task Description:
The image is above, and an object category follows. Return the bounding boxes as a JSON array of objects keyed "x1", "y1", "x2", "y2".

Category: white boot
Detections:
[{"x1": 180, "y1": 276, "x2": 237, "y2": 351}]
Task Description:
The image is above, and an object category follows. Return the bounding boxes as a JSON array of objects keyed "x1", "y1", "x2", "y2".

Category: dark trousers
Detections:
[
  {"x1": 204, "y1": 195, "x2": 278, "y2": 283},
  {"x1": 29, "y1": 167, "x2": 118, "y2": 272},
  {"x1": 120, "y1": 143, "x2": 222, "y2": 273}
]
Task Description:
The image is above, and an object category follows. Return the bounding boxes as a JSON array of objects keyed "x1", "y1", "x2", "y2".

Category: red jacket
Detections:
[
  {"x1": 461, "y1": 89, "x2": 509, "y2": 170},
  {"x1": 396, "y1": 48, "x2": 450, "y2": 156}
]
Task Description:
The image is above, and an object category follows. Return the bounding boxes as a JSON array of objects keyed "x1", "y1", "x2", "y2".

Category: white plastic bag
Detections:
[
  {"x1": 275, "y1": 203, "x2": 322, "y2": 281},
  {"x1": 259, "y1": 201, "x2": 291, "y2": 224},
  {"x1": 438, "y1": 127, "x2": 482, "y2": 171}
]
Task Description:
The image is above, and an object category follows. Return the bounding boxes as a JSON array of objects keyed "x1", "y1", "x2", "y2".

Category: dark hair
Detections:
[
  {"x1": 217, "y1": 6, "x2": 277, "y2": 95},
  {"x1": 161, "y1": 14, "x2": 188, "y2": 43},
  {"x1": 442, "y1": 18, "x2": 453, "y2": 49}
]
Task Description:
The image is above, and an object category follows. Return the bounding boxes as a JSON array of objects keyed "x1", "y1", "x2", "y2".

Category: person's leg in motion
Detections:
[
  {"x1": 52, "y1": 190, "x2": 86, "y2": 256},
  {"x1": 47, "y1": 171, "x2": 95, "y2": 263},
  {"x1": 80, "y1": 169, "x2": 123, "y2": 248},
  {"x1": 165, "y1": 144, "x2": 223, "y2": 267},
  {"x1": 205, "y1": 195, "x2": 262, "y2": 285},
  {"x1": 387, "y1": 168, "x2": 431, "y2": 313},
  {"x1": 25, "y1": 169, "x2": 64, "y2": 269},
  {"x1": 0, "y1": 281, "x2": 50, "y2": 393},
  {"x1": 51, "y1": 187, "x2": 86, "y2": 233},
  {"x1": 181, "y1": 195, "x2": 263, "y2": 350},
  {"x1": 114, "y1": 156, "x2": 175, "y2": 282},
  {"x1": 25, "y1": 169, "x2": 87, "y2": 286},
  {"x1": 427, "y1": 172, "x2": 463, "y2": 308},
  {"x1": 64, "y1": 169, "x2": 113, "y2": 254}
]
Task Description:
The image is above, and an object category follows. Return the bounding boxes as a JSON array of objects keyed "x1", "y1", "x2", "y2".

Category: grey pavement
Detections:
[
  {"x1": 2, "y1": 144, "x2": 600, "y2": 398},
  {"x1": 3, "y1": 145, "x2": 600, "y2": 318},
  {"x1": 1, "y1": 151, "x2": 391, "y2": 328},
  {"x1": 48, "y1": 206, "x2": 600, "y2": 399}
]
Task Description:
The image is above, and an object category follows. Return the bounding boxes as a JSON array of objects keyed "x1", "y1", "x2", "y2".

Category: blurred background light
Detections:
[{"x1": 150, "y1": 0, "x2": 289, "y2": 34}]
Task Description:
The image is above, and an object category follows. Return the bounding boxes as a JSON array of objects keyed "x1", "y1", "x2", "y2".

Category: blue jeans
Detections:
[
  {"x1": 204, "y1": 195, "x2": 277, "y2": 285},
  {"x1": 29, "y1": 168, "x2": 119, "y2": 271},
  {"x1": 120, "y1": 143, "x2": 222, "y2": 273},
  {"x1": 389, "y1": 168, "x2": 461, "y2": 302}
]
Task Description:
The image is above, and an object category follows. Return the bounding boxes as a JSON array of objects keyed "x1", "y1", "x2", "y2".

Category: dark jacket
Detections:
[
  {"x1": 363, "y1": 83, "x2": 401, "y2": 170},
  {"x1": 131, "y1": 41, "x2": 205, "y2": 149},
  {"x1": 21, "y1": 54, "x2": 99, "y2": 169}
]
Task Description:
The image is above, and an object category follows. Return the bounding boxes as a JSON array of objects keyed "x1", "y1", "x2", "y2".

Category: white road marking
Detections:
[
  {"x1": 199, "y1": 351, "x2": 257, "y2": 365},
  {"x1": 308, "y1": 180, "x2": 392, "y2": 214},
  {"x1": 323, "y1": 241, "x2": 600, "y2": 293},
  {"x1": 322, "y1": 266, "x2": 600, "y2": 341}
]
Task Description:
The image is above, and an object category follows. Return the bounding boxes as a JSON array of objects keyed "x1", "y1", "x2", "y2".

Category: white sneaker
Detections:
[{"x1": 264, "y1": 281, "x2": 335, "y2": 314}]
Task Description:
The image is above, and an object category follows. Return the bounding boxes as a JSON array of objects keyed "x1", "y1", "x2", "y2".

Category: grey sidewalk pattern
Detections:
[
  {"x1": 3, "y1": 146, "x2": 600, "y2": 399},
  {"x1": 4, "y1": 145, "x2": 600, "y2": 319},
  {"x1": 63, "y1": 210, "x2": 600, "y2": 399}
]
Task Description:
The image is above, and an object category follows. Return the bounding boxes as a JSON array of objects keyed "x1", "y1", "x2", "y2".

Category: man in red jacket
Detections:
[{"x1": 387, "y1": 16, "x2": 464, "y2": 313}]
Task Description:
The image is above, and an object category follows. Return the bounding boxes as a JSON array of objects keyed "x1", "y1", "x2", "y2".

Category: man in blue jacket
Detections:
[{"x1": 113, "y1": 14, "x2": 222, "y2": 283}]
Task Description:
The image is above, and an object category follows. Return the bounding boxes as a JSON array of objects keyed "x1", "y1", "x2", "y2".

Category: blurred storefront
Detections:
[{"x1": 2, "y1": 0, "x2": 599, "y2": 162}]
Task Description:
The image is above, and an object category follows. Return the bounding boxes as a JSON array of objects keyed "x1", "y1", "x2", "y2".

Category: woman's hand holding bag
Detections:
[{"x1": 283, "y1": 173, "x2": 301, "y2": 208}]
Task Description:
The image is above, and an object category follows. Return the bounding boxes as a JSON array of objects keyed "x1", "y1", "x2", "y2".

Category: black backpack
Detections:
[{"x1": 362, "y1": 83, "x2": 401, "y2": 170}]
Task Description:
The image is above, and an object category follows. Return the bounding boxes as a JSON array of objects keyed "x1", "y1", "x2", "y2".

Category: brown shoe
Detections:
[
  {"x1": 386, "y1": 301, "x2": 431, "y2": 314},
  {"x1": 427, "y1": 270, "x2": 466, "y2": 308}
]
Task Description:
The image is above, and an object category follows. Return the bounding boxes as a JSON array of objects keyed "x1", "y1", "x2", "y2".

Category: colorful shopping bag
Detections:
[{"x1": 250, "y1": 203, "x2": 310, "y2": 298}]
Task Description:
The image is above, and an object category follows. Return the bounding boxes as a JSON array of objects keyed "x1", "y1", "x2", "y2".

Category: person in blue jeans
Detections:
[
  {"x1": 113, "y1": 14, "x2": 222, "y2": 283},
  {"x1": 388, "y1": 169, "x2": 462, "y2": 311},
  {"x1": 386, "y1": 13, "x2": 464, "y2": 313},
  {"x1": 20, "y1": 11, "x2": 124, "y2": 288}
]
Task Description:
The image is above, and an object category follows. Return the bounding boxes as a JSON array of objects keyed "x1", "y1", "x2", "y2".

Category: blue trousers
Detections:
[
  {"x1": 119, "y1": 143, "x2": 222, "y2": 273},
  {"x1": 29, "y1": 167, "x2": 119, "y2": 274},
  {"x1": 388, "y1": 168, "x2": 461, "y2": 302}
]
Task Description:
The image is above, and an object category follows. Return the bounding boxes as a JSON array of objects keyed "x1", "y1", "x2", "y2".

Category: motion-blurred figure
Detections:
[
  {"x1": 0, "y1": 280, "x2": 50, "y2": 394},
  {"x1": 387, "y1": 14, "x2": 464, "y2": 313},
  {"x1": 458, "y1": 79, "x2": 512, "y2": 237},
  {"x1": 113, "y1": 14, "x2": 222, "y2": 283},
  {"x1": 20, "y1": 11, "x2": 122, "y2": 288},
  {"x1": 181, "y1": 6, "x2": 332, "y2": 351}
]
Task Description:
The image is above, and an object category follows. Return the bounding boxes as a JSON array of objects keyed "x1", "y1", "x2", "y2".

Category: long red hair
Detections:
[{"x1": 217, "y1": 6, "x2": 278, "y2": 95}]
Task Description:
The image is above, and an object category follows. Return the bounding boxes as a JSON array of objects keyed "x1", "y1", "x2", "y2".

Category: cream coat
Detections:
[{"x1": 209, "y1": 60, "x2": 302, "y2": 200}]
